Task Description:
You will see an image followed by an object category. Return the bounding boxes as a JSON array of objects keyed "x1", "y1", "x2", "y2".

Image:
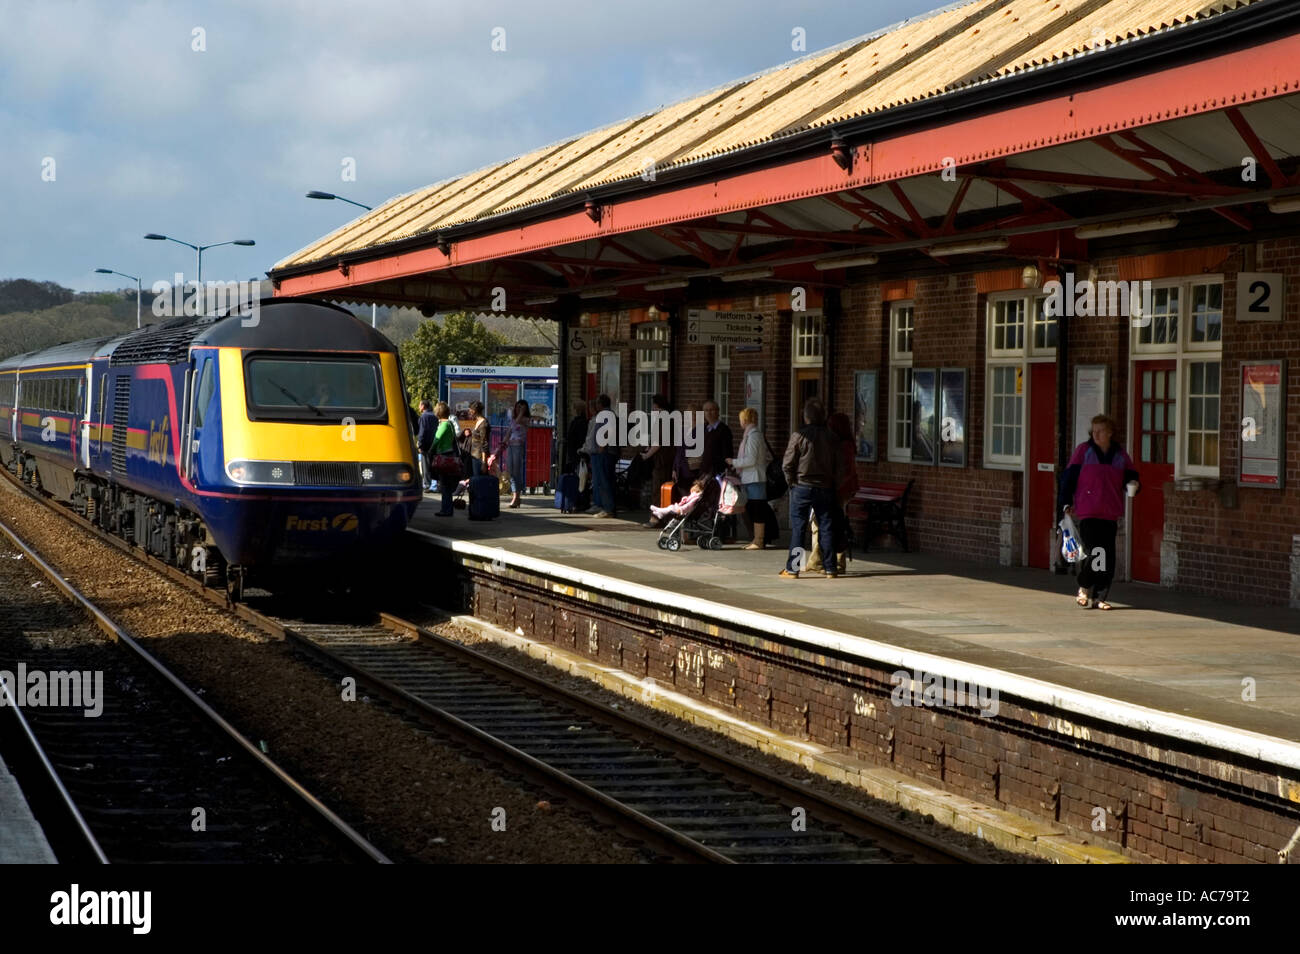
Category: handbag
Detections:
[
  {"x1": 763, "y1": 436, "x2": 788, "y2": 500},
  {"x1": 432, "y1": 453, "x2": 462, "y2": 478}
]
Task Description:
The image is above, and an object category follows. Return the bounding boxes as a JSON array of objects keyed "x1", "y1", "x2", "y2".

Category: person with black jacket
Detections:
[
  {"x1": 415, "y1": 400, "x2": 437, "y2": 492},
  {"x1": 563, "y1": 400, "x2": 588, "y2": 475},
  {"x1": 701, "y1": 399, "x2": 733, "y2": 477},
  {"x1": 779, "y1": 398, "x2": 841, "y2": 578}
]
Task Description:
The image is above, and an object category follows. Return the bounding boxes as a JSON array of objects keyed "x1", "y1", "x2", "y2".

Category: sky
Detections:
[{"x1": 1, "y1": 0, "x2": 948, "y2": 292}]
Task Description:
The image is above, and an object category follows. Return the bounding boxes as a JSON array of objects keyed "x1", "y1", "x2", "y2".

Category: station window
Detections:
[
  {"x1": 984, "y1": 293, "x2": 1052, "y2": 470},
  {"x1": 714, "y1": 344, "x2": 730, "y2": 421},
  {"x1": 887, "y1": 302, "x2": 913, "y2": 462},
  {"x1": 635, "y1": 322, "x2": 668, "y2": 413},
  {"x1": 1132, "y1": 276, "x2": 1223, "y2": 477},
  {"x1": 791, "y1": 312, "x2": 824, "y2": 365}
]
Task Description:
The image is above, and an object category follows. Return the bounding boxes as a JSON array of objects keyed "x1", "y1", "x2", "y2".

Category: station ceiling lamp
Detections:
[
  {"x1": 578, "y1": 286, "x2": 618, "y2": 299},
  {"x1": 1267, "y1": 196, "x2": 1300, "y2": 215},
  {"x1": 1074, "y1": 215, "x2": 1178, "y2": 240},
  {"x1": 644, "y1": 277, "x2": 690, "y2": 291},
  {"x1": 812, "y1": 253, "x2": 879, "y2": 271},
  {"x1": 523, "y1": 295, "x2": 559, "y2": 305},
  {"x1": 1021, "y1": 264, "x2": 1042, "y2": 288},
  {"x1": 720, "y1": 267, "x2": 775, "y2": 282},
  {"x1": 927, "y1": 237, "x2": 1009, "y2": 256}
]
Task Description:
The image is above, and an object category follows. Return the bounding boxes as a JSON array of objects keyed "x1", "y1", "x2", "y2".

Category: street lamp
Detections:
[
  {"x1": 94, "y1": 268, "x2": 142, "y2": 329},
  {"x1": 143, "y1": 234, "x2": 255, "y2": 285},
  {"x1": 306, "y1": 192, "x2": 377, "y2": 326},
  {"x1": 305, "y1": 190, "x2": 373, "y2": 211}
]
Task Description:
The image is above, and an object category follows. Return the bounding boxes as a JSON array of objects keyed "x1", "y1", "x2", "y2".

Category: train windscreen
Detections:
[{"x1": 244, "y1": 354, "x2": 386, "y2": 422}]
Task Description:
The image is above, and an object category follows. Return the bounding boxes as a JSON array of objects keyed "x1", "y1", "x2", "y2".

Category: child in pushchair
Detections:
[{"x1": 655, "y1": 473, "x2": 745, "y2": 551}]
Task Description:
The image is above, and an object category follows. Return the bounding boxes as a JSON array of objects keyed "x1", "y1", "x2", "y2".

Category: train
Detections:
[{"x1": 0, "y1": 298, "x2": 423, "y2": 598}]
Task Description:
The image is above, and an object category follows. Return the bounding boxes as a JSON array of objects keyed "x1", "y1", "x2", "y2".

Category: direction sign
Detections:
[
  {"x1": 685, "y1": 308, "x2": 763, "y2": 346},
  {"x1": 568, "y1": 329, "x2": 667, "y2": 352}
]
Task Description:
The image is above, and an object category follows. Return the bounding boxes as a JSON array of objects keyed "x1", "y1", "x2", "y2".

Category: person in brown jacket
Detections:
[{"x1": 780, "y1": 398, "x2": 842, "y2": 578}]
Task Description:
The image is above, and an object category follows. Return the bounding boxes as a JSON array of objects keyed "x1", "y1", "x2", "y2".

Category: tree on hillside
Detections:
[
  {"x1": 0, "y1": 279, "x2": 74, "y2": 315},
  {"x1": 399, "y1": 312, "x2": 508, "y2": 406}
]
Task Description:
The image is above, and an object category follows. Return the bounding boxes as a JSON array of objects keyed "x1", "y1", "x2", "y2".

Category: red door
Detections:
[
  {"x1": 1027, "y1": 363, "x2": 1057, "y2": 569},
  {"x1": 1131, "y1": 360, "x2": 1176, "y2": 583}
]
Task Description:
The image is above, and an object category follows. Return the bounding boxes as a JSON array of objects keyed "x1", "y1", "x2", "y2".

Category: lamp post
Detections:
[
  {"x1": 94, "y1": 268, "x2": 142, "y2": 328},
  {"x1": 143, "y1": 234, "x2": 255, "y2": 285},
  {"x1": 306, "y1": 192, "x2": 377, "y2": 327}
]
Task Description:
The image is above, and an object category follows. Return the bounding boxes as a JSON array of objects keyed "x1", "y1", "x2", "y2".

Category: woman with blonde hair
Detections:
[
  {"x1": 1058, "y1": 413, "x2": 1140, "y2": 610},
  {"x1": 727, "y1": 406, "x2": 778, "y2": 549}
]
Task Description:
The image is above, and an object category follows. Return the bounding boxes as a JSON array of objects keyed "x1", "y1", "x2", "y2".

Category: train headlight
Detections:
[
  {"x1": 225, "y1": 460, "x2": 295, "y2": 485},
  {"x1": 361, "y1": 464, "x2": 417, "y2": 486}
]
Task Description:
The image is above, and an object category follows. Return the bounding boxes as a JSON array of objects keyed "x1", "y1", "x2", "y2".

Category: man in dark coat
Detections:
[
  {"x1": 415, "y1": 400, "x2": 437, "y2": 491},
  {"x1": 701, "y1": 399, "x2": 733, "y2": 477},
  {"x1": 780, "y1": 398, "x2": 841, "y2": 578},
  {"x1": 563, "y1": 400, "x2": 588, "y2": 474}
]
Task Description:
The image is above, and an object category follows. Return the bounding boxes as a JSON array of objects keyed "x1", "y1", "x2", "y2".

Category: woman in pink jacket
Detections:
[{"x1": 1058, "y1": 414, "x2": 1140, "y2": 610}]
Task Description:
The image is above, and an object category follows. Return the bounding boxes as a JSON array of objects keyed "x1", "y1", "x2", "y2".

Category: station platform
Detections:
[
  {"x1": 0, "y1": 752, "x2": 55, "y2": 863},
  {"x1": 410, "y1": 498, "x2": 1300, "y2": 749},
  {"x1": 407, "y1": 497, "x2": 1300, "y2": 863}
]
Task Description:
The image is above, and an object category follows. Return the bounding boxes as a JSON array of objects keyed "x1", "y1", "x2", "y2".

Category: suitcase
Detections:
[
  {"x1": 555, "y1": 473, "x2": 579, "y2": 513},
  {"x1": 467, "y1": 475, "x2": 500, "y2": 521},
  {"x1": 660, "y1": 480, "x2": 676, "y2": 508}
]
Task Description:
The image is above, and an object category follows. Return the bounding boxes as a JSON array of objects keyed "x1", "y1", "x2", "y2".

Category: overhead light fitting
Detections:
[
  {"x1": 523, "y1": 296, "x2": 558, "y2": 305},
  {"x1": 720, "y1": 267, "x2": 774, "y2": 282},
  {"x1": 1021, "y1": 265, "x2": 1042, "y2": 289},
  {"x1": 644, "y1": 277, "x2": 690, "y2": 291},
  {"x1": 1267, "y1": 196, "x2": 1300, "y2": 215},
  {"x1": 579, "y1": 287, "x2": 618, "y2": 299},
  {"x1": 927, "y1": 238, "x2": 1009, "y2": 257},
  {"x1": 1074, "y1": 215, "x2": 1178, "y2": 240},
  {"x1": 813, "y1": 253, "x2": 879, "y2": 271}
]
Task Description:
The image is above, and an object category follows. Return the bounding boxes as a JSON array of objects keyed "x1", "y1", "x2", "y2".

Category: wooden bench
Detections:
[{"x1": 845, "y1": 479, "x2": 914, "y2": 552}]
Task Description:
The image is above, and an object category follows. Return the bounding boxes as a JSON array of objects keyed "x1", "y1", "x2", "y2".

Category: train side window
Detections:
[{"x1": 194, "y1": 359, "x2": 215, "y2": 428}]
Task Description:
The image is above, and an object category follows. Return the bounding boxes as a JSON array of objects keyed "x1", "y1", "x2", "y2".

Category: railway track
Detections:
[
  {"x1": 0, "y1": 466, "x2": 982, "y2": 863},
  {"x1": 0, "y1": 516, "x2": 389, "y2": 864},
  {"x1": 276, "y1": 609, "x2": 983, "y2": 863}
]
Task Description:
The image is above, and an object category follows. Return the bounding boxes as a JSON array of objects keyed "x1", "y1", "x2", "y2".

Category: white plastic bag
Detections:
[
  {"x1": 1059, "y1": 512, "x2": 1083, "y2": 564},
  {"x1": 577, "y1": 458, "x2": 589, "y2": 492}
]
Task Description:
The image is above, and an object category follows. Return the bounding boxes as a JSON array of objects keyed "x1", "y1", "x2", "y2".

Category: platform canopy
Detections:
[{"x1": 270, "y1": 0, "x2": 1300, "y2": 316}]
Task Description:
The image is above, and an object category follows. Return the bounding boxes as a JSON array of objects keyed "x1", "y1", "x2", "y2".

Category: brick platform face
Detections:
[{"x1": 456, "y1": 563, "x2": 1300, "y2": 864}]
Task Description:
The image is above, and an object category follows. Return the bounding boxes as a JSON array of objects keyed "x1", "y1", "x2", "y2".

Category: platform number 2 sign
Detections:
[{"x1": 1236, "y1": 273, "x2": 1284, "y2": 323}]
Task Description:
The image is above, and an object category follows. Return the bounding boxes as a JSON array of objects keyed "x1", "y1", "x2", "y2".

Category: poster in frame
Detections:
[
  {"x1": 910, "y1": 368, "x2": 937, "y2": 466},
  {"x1": 1239, "y1": 359, "x2": 1285, "y2": 489},
  {"x1": 852, "y1": 370, "x2": 878, "y2": 462},
  {"x1": 938, "y1": 368, "x2": 967, "y2": 467},
  {"x1": 744, "y1": 371, "x2": 764, "y2": 433}
]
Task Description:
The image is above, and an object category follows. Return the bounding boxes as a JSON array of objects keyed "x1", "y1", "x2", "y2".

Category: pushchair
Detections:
[{"x1": 656, "y1": 473, "x2": 742, "y2": 552}]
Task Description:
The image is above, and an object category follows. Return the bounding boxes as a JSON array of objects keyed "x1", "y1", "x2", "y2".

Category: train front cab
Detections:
[{"x1": 188, "y1": 342, "x2": 421, "y2": 569}]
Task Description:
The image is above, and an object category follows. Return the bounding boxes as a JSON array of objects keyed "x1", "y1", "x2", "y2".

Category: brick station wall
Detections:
[
  {"x1": 458, "y1": 562, "x2": 1300, "y2": 863},
  {"x1": 571, "y1": 238, "x2": 1300, "y2": 602},
  {"x1": 832, "y1": 274, "x2": 1020, "y2": 563},
  {"x1": 1161, "y1": 239, "x2": 1300, "y2": 605}
]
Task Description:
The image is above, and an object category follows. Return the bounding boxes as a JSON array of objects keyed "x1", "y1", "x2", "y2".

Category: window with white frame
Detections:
[
  {"x1": 714, "y1": 344, "x2": 730, "y2": 421},
  {"x1": 888, "y1": 302, "x2": 914, "y2": 461},
  {"x1": 635, "y1": 322, "x2": 668, "y2": 413},
  {"x1": 984, "y1": 293, "x2": 1053, "y2": 469},
  {"x1": 1132, "y1": 277, "x2": 1223, "y2": 476},
  {"x1": 791, "y1": 311, "x2": 824, "y2": 365}
]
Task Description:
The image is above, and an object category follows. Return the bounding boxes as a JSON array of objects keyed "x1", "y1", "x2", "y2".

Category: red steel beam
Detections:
[{"x1": 277, "y1": 33, "x2": 1300, "y2": 298}]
